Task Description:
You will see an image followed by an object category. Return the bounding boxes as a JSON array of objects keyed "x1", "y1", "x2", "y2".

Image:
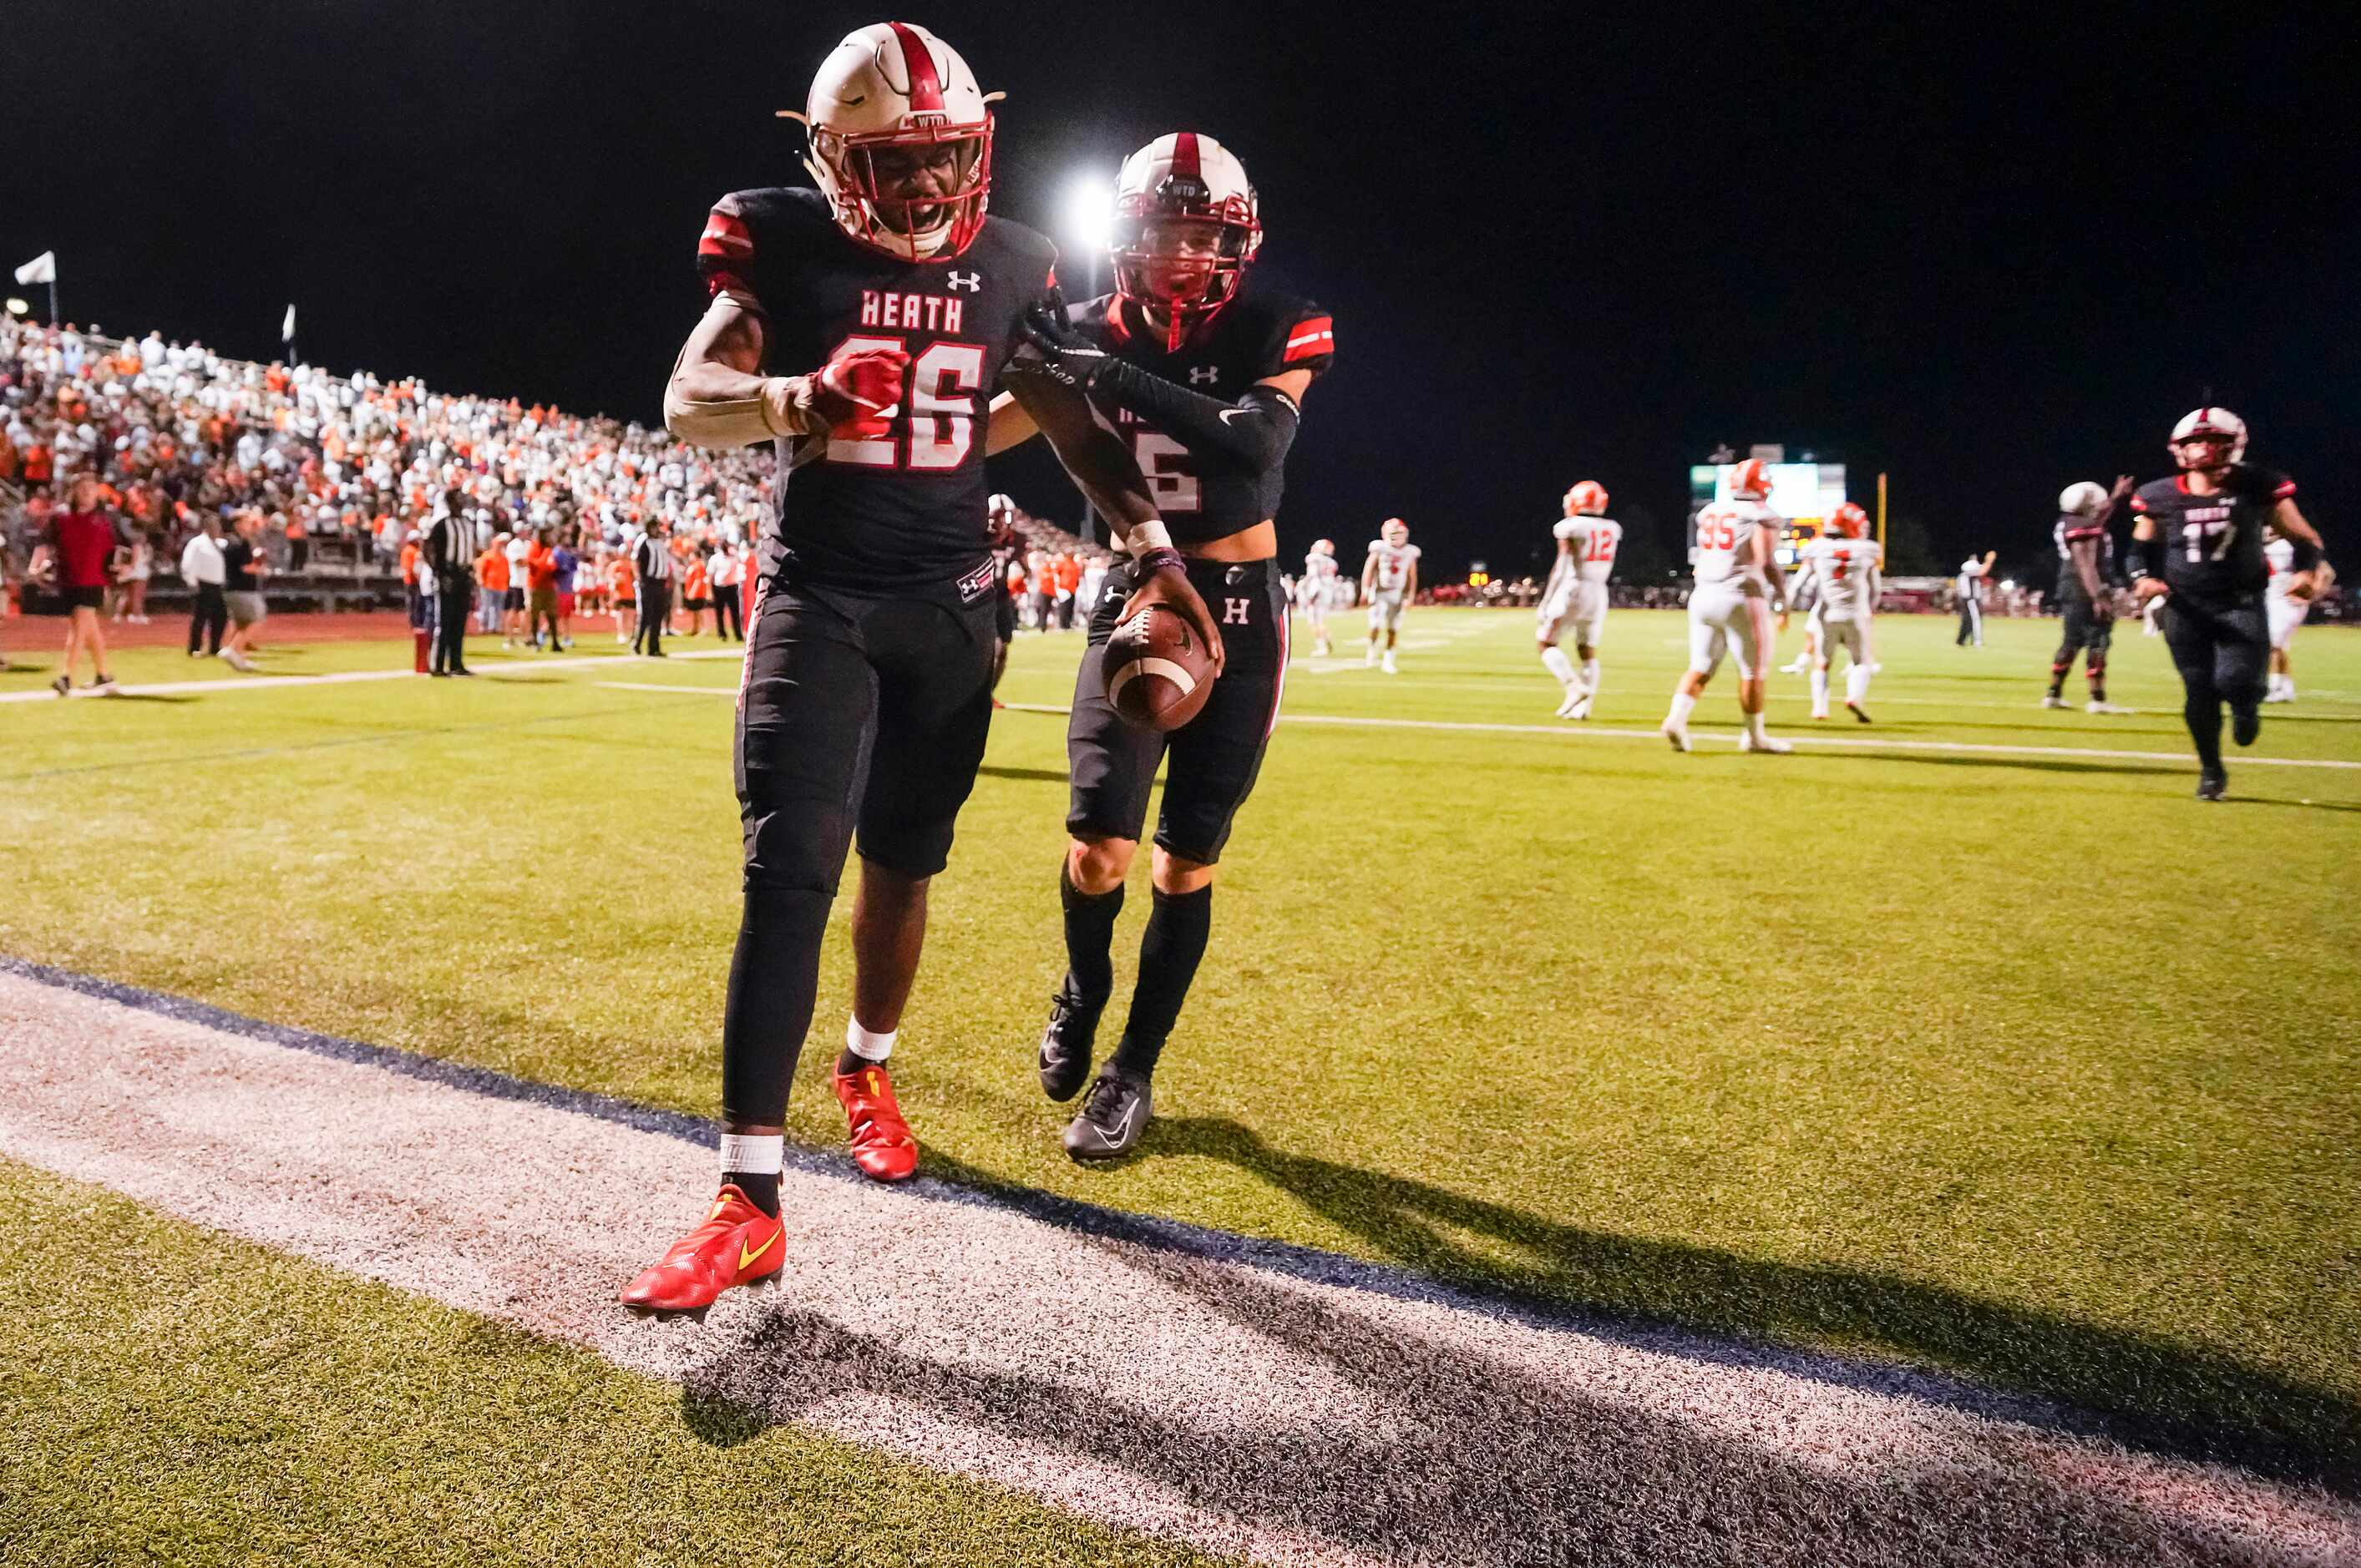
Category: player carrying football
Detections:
[
  {"x1": 1363, "y1": 518, "x2": 1419, "y2": 672},
  {"x1": 2126, "y1": 407, "x2": 2328, "y2": 801},
  {"x1": 988, "y1": 131, "x2": 1334, "y2": 1160},
  {"x1": 2043, "y1": 477, "x2": 2133, "y2": 713},
  {"x1": 1663, "y1": 458, "x2": 1790, "y2": 753},
  {"x1": 1787, "y1": 501, "x2": 1879, "y2": 721},
  {"x1": 1536, "y1": 480, "x2": 1619, "y2": 719},
  {"x1": 622, "y1": 24, "x2": 1215, "y2": 1317}
]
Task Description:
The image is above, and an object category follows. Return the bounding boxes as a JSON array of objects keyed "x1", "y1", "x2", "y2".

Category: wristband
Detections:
[
  {"x1": 2290, "y1": 535, "x2": 2323, "y2": 573},
  {"x1": 1134, "y1": 546, "x2": 1186, "y2": 578}
]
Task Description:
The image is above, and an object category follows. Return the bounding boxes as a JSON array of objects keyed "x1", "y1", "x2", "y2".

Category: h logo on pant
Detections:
[{"x1": 1222, "y1": 597, "x2": 1250, "y2": 625}]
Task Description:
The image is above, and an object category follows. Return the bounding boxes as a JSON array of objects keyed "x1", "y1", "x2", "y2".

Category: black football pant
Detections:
[
  {"x1": 187, "y1": 584, "x2": 226, "y2": 655},
  {"x1": 721, "y1": 579, "x2": 997, "y2": 1126},
  {"x1": 712, "y1": 582, "x2": 742, "y2": 640},
  {"x1": 433, "y1": 587, "x2": 472, "y2": 674},
  {"x1": 2161, "y1": 594, "x2": 2267, "y2": 774},
  {"x1": 2049, "y1": 595, "x2": 2111, "y2": 696},
  {"x1": 634, "y1": 579, "x2": 669, "y2": 655}
]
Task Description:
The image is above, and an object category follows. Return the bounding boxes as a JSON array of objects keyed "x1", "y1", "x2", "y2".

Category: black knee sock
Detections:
[
  {"x1": 2049, "y1": 656, "x2": 2070, "y2": 696},
  {"x1": 2184, "y1": 690, "x2": 2224, "y2": 771},
  {"x1": 720, "y1": 886, "x2": 832, "y2": 1128},
  {"x1": 1060, "y1": 859, "x2": 1124, "y2": 1004},
  {"x1": 1112, "y1": 884, "x2": 1212, "y2": 1080},
  {"x1": 2086, "y1": 658, "x2": 2105, "y2": 703}
]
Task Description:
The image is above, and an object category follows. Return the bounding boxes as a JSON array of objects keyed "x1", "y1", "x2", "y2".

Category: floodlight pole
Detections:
[{"x1": 1877, "y1": 471, "x2": 1888, "y2": 555}]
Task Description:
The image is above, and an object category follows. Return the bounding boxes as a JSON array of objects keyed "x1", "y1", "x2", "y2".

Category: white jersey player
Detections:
[
  {"x1": 1298, "y1": 539, "x2": 1340, "y2": 656},
  {"x1": 1536, "y1": 480, "x2": 1619, "y2": 718},
  {"x1": 1362, "y1": 518, "x2": 1420, "y2": 673},
  {"x1": 2264, "y1": 531, "x2": 2336, "y2": 701},
  {"x1": 1663, "y1": 458, "x2": 1790, "y2": 753},
  {"x1": 1789, "y1": 502, "x2": 1880, "y2": 721}
]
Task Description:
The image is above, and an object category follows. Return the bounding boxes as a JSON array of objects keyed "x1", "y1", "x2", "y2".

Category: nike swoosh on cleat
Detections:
[{"x1": 737, "y1": 1227, "x2": 781, "y2": 1272}]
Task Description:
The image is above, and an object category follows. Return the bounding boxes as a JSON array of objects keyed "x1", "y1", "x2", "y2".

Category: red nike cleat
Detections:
[
  {"x1": 833, "y1": 1062, "x2": 919, "y2": 1181},
  {"x1": 620, "y1": 1184, "x2": 786, "y2": 1320}
]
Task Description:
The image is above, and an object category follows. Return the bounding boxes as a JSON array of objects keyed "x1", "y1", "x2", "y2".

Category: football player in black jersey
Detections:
[
  {"x1": 2044, "y1": 475, "x2": 2133, "y2": 713},
  {"x1": 987, "y1": 131, "x2": 1335, "y2": 1160},
  {"x1": 2126, "y1": 407, "x2": 2328, "y2": 801},
  {"x1": 623, "y1": 25, "x2": 1219, "y2": 1319}
]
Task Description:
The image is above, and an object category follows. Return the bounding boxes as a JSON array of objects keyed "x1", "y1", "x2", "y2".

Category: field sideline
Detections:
[{"x1": 3, "y1": 605, "x2": 2358, "y2": 1561}]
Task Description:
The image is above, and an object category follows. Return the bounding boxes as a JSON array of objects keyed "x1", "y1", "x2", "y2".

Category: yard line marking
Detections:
[
  {"x1": 1, "y1": 963, "x2": 2352, "y2": 1567},
  {"x1": 989, "y1": 702, "x2": 2361, "y2": 771},
  {"x1": 0, "y1": 650, "x2": 740, "y2": 705}
]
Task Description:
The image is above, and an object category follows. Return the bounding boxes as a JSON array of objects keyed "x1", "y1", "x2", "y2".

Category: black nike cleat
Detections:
[
  {"x1": 2196, "y1": 768, "x2": 2228, "y2": 802},
  {"x1": 2232, "y1": 706, "x2": 2261, "y2": 747},
  {"x1": 1038, "y1": 983, "x2": 1105, "y2": 1103},
  {"x1": 1064, "y1": 1070, "x2": 1152, "y2": 1162},
  {"x1": 1844, "y1": 700, "x2": 1872, "y2": 724}
]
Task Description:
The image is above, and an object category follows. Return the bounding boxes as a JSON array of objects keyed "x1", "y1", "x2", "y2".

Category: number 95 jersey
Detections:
[
  {"x1": 1063, "y1": 288, "x2": 1335, "y2": 545},
  {"x1": 697, "y1": 186, "x2": 1058, "y2": 594}
]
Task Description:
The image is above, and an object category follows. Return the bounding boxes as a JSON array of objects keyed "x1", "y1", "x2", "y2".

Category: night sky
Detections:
[{"x1": 8, "y1": 1, "x2": 2353, "y2": 583}]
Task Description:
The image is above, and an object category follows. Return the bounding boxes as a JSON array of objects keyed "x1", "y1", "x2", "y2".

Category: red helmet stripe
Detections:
[
  {"x1": 886, "y1": 22, "x2": 945, "y2": 112},
  {"x1": 1169, "y1": 130, "x2": 1202, "y2": 182}
]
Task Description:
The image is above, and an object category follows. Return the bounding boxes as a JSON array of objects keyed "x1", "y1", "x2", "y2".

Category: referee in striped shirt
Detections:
[
  {"x1": 633, "y1": 518, "x2": 674, "y2": 658},
  {"x1": 425, "y1": 491, "x2": 477, "y2": 677}
]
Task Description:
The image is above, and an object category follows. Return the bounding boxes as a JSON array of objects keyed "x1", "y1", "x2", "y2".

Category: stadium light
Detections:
[
  {"x1": 3, "y1": 297, "x2": 26, "y2": 317},
  {"x1": 1061, "y1": 170, "x2": 1114, "y2": 295}
]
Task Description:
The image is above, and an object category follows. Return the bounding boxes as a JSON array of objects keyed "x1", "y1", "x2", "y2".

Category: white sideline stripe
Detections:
[
  {"x1": 0, "y1": 650, "x2": 741, "y2": 704},
  {"x1": 1, "y1": 972, "x2": 2352, "y2": 1568},
  {"x1": 989, "y1": 701, "x2": 2361, "y2": 771}
]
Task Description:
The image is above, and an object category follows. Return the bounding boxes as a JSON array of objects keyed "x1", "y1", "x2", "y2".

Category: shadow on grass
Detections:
[
  {"x1": 1086, "y1": 1115, "x2": 2358, "y2": 1487},
  {"x1": 975, "y1": 765, "x2": 1070, "y2": 785},
  {"x1": 2230, "y1": 795, "x2": 2361, "y2": 814},
  {"x1": 671, "y1": 1244, "x2": 2344, "y2": 1565}
]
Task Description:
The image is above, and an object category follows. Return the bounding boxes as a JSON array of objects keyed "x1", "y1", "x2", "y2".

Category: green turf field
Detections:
[{"x1": 3, "y1": 606, "x2": 2358, "y2": 1469}]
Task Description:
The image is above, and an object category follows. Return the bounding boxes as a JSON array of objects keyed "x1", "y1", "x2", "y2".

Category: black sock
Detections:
[
  {"x1": 2088, "y1": 663, "x2": 2106, "y2": 704},
  {"x1": 724, "y1": 1170, "x2": 782, "y2": 1216},
  {"x1": 2185, "y1": 692, "x2": 2224, "y2": 771},
  {"x1": 2049, "y1": 660, "x2": 2069, "y2": 697},
  {"x1": 1112, "y1": 884, "x2": 1212, "y2": 1080},
  {"x1": 720, "y1": 886, "x2": 830, "y2": 1127},
  {"x1": 833, "y1": 1046, "x2": 872, "y2": 1077},
  {"x1": 1060, "y1": 858, "x2": 1124, "y2": 1004}
]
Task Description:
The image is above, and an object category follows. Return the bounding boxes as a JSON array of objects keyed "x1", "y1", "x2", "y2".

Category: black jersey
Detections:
[
  {"x1": 2052, "y1": 513, "x2": 2114, "y2": 602},
  {"x1": 1068, "y1": 287, "x2": 1335, "y2": 546},
  {"x1": 697, "y1": 187, "x2": 1057, "y2": 594},
  {"x1": 2129, "y1": 464, "x2": 2296, "y2": 601}
]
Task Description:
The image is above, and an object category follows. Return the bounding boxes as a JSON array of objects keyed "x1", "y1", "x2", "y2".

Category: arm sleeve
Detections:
[
  {"x1": 697, "y1": 194, "x2": 760, "y2": 305},
  {"x1": 1091, "y1": 362, "x2": 1300, "y2": 471}
]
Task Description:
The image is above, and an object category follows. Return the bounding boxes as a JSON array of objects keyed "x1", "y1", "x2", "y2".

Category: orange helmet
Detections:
[
  {"x1": 1566, "y1": 480, "x2": 1609, "y2": 515},
  {"x1": 1727, "y1": 458, "x2": 1772, "y2": 501},
  {"x1": 1830, "y1": 501, "x2": 1868, "y2": 539}
]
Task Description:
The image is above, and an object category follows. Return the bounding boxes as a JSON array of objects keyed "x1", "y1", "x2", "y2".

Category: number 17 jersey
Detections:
[{"x1": 2128, "y1": 464, "x2": 2296, "y2": 603}]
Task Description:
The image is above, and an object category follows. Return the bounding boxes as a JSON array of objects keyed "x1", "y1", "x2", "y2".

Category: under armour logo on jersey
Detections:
[
  {"x1": 1222, "y1": 597, "x2": 1250, "y2": 625},
  {"x1": 1189, "y1": 366, "x2": 1219, "y2": 386},
  {"x1": 947, "y1": 271, "x2": 981, "y2": 293}
]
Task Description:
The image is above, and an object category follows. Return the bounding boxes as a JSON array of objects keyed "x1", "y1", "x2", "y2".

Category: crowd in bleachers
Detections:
[{"x1": 0, "y1": 316, "x2": 771, "y2": 614}]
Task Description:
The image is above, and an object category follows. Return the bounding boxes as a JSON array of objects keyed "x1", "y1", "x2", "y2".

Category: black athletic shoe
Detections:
[
  {"x1": 2232, "y1": 706, "x2": 2261, "y2": 747},
  {"x1": 1064, "y1": 1070, "x2": 1151, "y2": 1162},
  {"x1": 1038, "y1": 984, "x2": 1104, "y2": 1103},
  {"x1": 2196, "y1": 768, "x2": 2228, "y2": 802}
]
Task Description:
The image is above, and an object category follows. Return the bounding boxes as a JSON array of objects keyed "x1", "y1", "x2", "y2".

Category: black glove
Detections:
[{"x1": 1018, "y1": 291, "x2": 1113, "y2": 392}]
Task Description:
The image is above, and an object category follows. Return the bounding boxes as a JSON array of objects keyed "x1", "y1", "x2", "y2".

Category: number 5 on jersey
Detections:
[{"x1": 824, "y1": 334, "x2": 984, "y2": 470}]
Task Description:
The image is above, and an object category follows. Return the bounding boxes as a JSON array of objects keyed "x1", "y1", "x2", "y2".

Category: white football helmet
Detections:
[
  {"x1": 781, "y1": 23, "x2": 999, "y2": 260},
  {"x1": 1381, "y1": 518, "x2": 1410, "y2": 546},
  {"x1": 2170, "y1": 406, "x2": 2247, "y2": 472},
  {"x1": 1566, "y1": 480, "x2": 1609, "y2": 515},
  {"x1": 2059, "y1": 481, "x2": 2110, "y2": 516},
  {"x1": 1310, "y1": 538, "x2": 1335, "y2": 555},
  {"x1": 1111, "y1": 132, "x2": 1262, "y2": 350},
  {"x1": 1726, "y1": 457, "x2": 1773, "y2": 501}
]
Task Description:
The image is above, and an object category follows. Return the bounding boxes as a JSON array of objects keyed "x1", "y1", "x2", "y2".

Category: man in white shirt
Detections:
[
  {"x1": 1536, "y1": 482, "x2": 1619, "y2": 718},
  {"x1": 1955, "y1": 551, "x2": 1994, "y2": 646},
  {"x1": 1361, "y1": 518, "x2": 1420, "y2": 673},
  {"x1": 180, "y1": 515, "x2": 229, "y2": 657}
]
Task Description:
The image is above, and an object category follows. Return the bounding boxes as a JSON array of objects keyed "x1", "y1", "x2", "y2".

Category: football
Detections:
[{"x1": 1104, "y1": 603, "x2": 1216, "y2": 731}]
